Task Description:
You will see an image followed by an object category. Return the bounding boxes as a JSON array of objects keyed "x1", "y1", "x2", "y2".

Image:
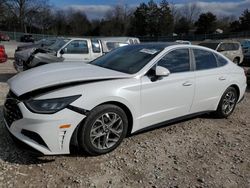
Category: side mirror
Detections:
[
  {"x1": 60, "y1": 49, "x2": 65, "y2": 55},
  {"x1": 155, "y1": 66, "x2": 170, "y2": 77}
]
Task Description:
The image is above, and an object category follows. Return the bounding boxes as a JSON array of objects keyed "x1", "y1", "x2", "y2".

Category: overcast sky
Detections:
[{"x1": 50, "y1": 0, "x2": 250, "y2": 19}]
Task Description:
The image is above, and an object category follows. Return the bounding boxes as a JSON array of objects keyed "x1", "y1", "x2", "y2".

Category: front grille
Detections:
[{"x1": 3, "y1": 91, "x2": 23, "y2": 127}]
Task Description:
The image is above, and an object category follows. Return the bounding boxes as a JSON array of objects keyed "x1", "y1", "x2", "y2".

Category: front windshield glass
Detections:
[
  {"x1": 48, "y1": 39, "x2": 69, "y2": 51},
  {"x1": 90, "y1": 44, "x2": 164, "y2": 74},
  {"x1": 199, "y1": 42, "x2": 220, "y2": 50}
]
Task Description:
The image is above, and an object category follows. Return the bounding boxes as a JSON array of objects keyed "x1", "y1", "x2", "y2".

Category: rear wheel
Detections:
[
  {"x1": 78, "y1": 104, "x2": 128, "y2": 156},
  {"x1": 215, "y1": 87, "x2": 238, "y2": 118}
]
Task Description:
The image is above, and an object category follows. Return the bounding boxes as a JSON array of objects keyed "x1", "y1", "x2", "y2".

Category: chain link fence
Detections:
[{"x1": 1, "y1": 30, "x2": 250, "y2": 42}]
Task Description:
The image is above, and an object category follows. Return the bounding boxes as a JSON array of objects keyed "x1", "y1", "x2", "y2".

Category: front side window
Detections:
[
  {"x1": 193, "y1": 49, "x2": 218, "y2": 70},
  {"x1": 65, "y1": 40, "x2": 89, "y2": 54},
  {"x1": 91, "y1": 39, "x2": 101, "y2": 53},
  {"x1": 158, "y1": 49, "x2": 190, "y2": 73}
]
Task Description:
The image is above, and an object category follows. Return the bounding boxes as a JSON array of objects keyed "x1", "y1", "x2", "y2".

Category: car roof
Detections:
[{"x1": 200, "y1": 40, "x2": 240, "y2": 44}]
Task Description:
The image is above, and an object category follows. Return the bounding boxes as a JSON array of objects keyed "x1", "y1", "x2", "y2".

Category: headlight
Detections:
[{"x1": 25, "y1": 95, "x2": 81, "y2": 114}]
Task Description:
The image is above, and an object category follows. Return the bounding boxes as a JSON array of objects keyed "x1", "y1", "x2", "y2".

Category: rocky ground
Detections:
[{"x1": 0, "y1": 60, "x2": 250, "y2": 188}]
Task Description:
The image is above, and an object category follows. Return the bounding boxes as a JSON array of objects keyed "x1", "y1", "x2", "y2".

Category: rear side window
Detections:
[
  {"x1": 214, "y1": 53, "x2": 228, "y2": 67},
  {"x1": 91, "y1": 39, "x2": 101, "y2": 53},
  {"x1": 193, "y1": 49, "x2": 217, "y2": 70},
  {"x1": 65, "y1": 40, "x2": 89, "y2": 54},
  {"x1": 232, "y1": 43, "x2": 240, "y2": 50},
  {"x1": 158, "y1": 49, "x2": 190, "y2": 73}
]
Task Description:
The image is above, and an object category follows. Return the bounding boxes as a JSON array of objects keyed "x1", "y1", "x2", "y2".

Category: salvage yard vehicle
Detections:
[
  {"x1": 15, "y1": 37, "x2": 139, "y2": 71},
  {"x1": 0, "y1": 45, "x2": 8, "y2": 63},
  {"x1": 4, "y1": 43, "x2": 247, "y2": 156},
  {"x1": 99, "y1": 37, "x2": 140, "y2": 53},
  {"x1": 20, "y1": 34, "x2": 34, "y2": 43},
  {"x1": 0, "y1": 32, "x2": 10, "y2": 41},
  {"x1": 15, "y1": 37, "x2": 58, "y2": 52},
  {"x1": 239, "y1": 39, "x2": 250, "y2": 61},
  {"x1": 199, "y1": 40, "x2": 244, "y2": 65},
  {"x1": 14, "y1": 38, "x2": 62, "y2": 71}
]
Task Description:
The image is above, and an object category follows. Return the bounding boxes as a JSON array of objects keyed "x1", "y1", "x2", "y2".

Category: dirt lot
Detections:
[{"x1": 0, "y1": 60, "x2": 250, "y2": 188}]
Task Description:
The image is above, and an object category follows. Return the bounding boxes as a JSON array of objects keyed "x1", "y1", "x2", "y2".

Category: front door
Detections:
[{"x1": 140, "y1": 48, "x2": 195, "y2": 129}]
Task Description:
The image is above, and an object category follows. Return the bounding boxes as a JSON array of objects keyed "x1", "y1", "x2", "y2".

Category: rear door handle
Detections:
[
  {"x1": 183, "y1": 81, "x2": 193, "y2": 86},
  {"x1": 219, "y1": 76, "x2": 226, "y2": 81}
]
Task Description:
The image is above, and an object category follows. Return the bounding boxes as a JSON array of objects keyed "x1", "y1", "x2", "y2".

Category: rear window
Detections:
[
  {"x1": 193, "y1": 49, "x2": 218, "y2": 70},
  {"x1": 214, "y1": 53, "x2": 228, "y2": 67},
  {"x1": 199, "y1": 42, "x2": 219, "y2": 50}
]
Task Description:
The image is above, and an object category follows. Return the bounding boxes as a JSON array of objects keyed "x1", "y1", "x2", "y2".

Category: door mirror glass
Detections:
[
  {"x1": 155, "y1": 66, "x2": 170, "y2": 77},
  {"x1": 60, "y1": 48, "x2": 67, "y2": 55}
]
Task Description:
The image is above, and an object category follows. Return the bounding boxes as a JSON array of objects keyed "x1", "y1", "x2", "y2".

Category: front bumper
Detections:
[{"x1": 3, "y1": 102, "x2": 85, "y2": 155}]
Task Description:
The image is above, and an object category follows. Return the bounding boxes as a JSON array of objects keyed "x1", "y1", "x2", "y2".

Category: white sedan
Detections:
[{"x1": 4, "y1": 43, "x2": 247, "y2": 156}]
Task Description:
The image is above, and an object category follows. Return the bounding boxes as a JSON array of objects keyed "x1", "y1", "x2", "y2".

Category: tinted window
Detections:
[
  {"x1": 65, "y1": 40, "x2": 89, "y2": 54},
  {"x1": 218, "y1": 43, "x2": 239, "y2": 51},
  {"x1": 215, "y1": 53, "x2": 228, "y2": 67},
  {"x1": 194, "y1": 49, "x2": 217, "y2": 70},
  {"x1": 232, "y1": 43, "x2": 239, "y2": 50},
  {"x1": 90, "y1": 45, "x2": 164, "y2": 74},
  {"x1": 158, "y1": 49, "x2": 190, "y2": 73},
  {"x1": 199, "y1": 42, "x2": 219, "y2": 50},
  {"x1": 91, "y1": 39, "x2": 101, "y2": 53}
]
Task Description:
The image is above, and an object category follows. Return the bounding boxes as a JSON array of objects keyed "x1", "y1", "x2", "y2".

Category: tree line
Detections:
[{"x1": 0, "y1": 0, "x2": 249, "y2": 37}]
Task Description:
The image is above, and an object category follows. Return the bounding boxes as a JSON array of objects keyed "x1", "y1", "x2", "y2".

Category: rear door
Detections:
[
  {"x1": 190, "y1": 48, "x2": 229, "y2": 113},
  {"x1": 61, "y1": 39, "x2": 92, "y2": 62}
]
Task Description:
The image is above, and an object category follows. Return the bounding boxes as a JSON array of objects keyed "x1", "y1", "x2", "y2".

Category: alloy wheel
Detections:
[{"x1": 90, "y1": 112, "x2": 124, "y2": 150}]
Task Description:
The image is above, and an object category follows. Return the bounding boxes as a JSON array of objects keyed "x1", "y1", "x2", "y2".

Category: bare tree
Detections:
[
  {"x1": 181, "y1": 3, "x2": 201, "y2": 24},
  {"x1": 4, "y1": 0, "x2": 49, "y2": 32}
]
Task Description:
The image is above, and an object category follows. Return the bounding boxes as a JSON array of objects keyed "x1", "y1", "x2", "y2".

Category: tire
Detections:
[
  {"x1": 233, "y1": 58, "x2": 239, "y2": 65},
  {"x1": 78, "y1": 104, "x2": 128, "y2": 156},
  {"x1": 215, "y1": 87, "x2": 238, "y2": 118}
]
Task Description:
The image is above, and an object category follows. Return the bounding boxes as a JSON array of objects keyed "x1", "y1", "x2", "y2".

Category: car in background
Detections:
[
  {"x1": 16, "y1": 37, "x2": 139, "y2": 71},
  {"x1": 239, "y1": 39, "x2": 250, "y2": 61},
  {"x1": 20, "y1": 34, "x2": 34, "y2": 43},
  {"x1": 0, "y1": 33, "x2": 10, "y2": 41},
  {"x1": 0, "y1": 45, "x2": 8, "y2": 63},
  {"x1": 99, "y1": 37, "x2": 140, "y2": 53},
  {"x1": 199, "y1": 40, "x2": 244, "y2": 65},
  {"x1": 4, "y1": 43, "x2": 247, "y2": 155},
  {"x1": 16, "y1": 38, "x2": 58, "y2": 52},
  {"x1": 21, "y1": 38, "x2": 104, "y2": 70},
  {"x1": 176, "y1": 40, "x2": 191, "y2": 45}
]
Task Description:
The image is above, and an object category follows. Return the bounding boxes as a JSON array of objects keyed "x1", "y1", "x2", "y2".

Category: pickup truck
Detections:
[{"x1": 14, "y1": 37, "x2": 140, "y2": 71}]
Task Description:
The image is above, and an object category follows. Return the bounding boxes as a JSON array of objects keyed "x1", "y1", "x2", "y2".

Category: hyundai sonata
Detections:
[{"x1": 4, "y1": 43, "x2": 247, "y2": 156}]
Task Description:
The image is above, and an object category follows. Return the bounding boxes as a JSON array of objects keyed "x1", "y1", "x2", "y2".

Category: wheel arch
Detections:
[{"x1": 229, "y1": 84, "x2": 240, "y2": 100}]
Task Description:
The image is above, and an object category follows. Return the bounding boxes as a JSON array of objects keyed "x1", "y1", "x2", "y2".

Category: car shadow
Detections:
[
  {"x1": 0, "y1": 105, "x2": 55, "y2": 165},
  {"x1": 0, "y1": 73, "x2": 15, "y2": 82}
]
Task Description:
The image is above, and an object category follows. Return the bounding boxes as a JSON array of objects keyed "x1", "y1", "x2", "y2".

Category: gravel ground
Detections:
[{"x1": 0, "y1": 60, "x2": 250, "y2": 188}]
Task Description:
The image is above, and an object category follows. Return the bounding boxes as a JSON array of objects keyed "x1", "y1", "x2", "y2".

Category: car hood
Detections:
[
  {"x1": 8, "y1": 63, "x2": 131, "y2": 96},
  {"x1": 15, "y1": 48, "x2": 36, "y2": 61}
]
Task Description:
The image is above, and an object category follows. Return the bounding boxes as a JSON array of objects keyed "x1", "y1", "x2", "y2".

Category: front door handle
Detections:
[
  {"x1": 183, "y1": 81, "x2": 193, "y2": 86},
  {"x1": 219, "y1": 76, "x2": 226, "y2": 81}
]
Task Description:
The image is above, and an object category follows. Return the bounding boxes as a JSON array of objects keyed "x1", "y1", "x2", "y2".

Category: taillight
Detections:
[{"x1": 0, "y1": 45, "x2": 5, "y2": 52}]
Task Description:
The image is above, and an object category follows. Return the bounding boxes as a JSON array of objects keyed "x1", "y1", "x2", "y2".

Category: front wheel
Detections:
[
  {"x1": 215, "y1": 87, "x2": 238, "y2": 118},
  {"x1": 78, "y1": 104, "x2": 128, "y2": 156}
]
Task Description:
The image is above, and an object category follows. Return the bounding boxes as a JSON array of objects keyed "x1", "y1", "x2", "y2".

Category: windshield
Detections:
[
  {"x1": 90, "y1": 44, "x2": 164, "y2": 74},
  {"x1": 199, "y1": 42, "x2": 220, "y2": 50},
  {"x1": 48, "y1": 39, "x2": 69, "y2": 51}
]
